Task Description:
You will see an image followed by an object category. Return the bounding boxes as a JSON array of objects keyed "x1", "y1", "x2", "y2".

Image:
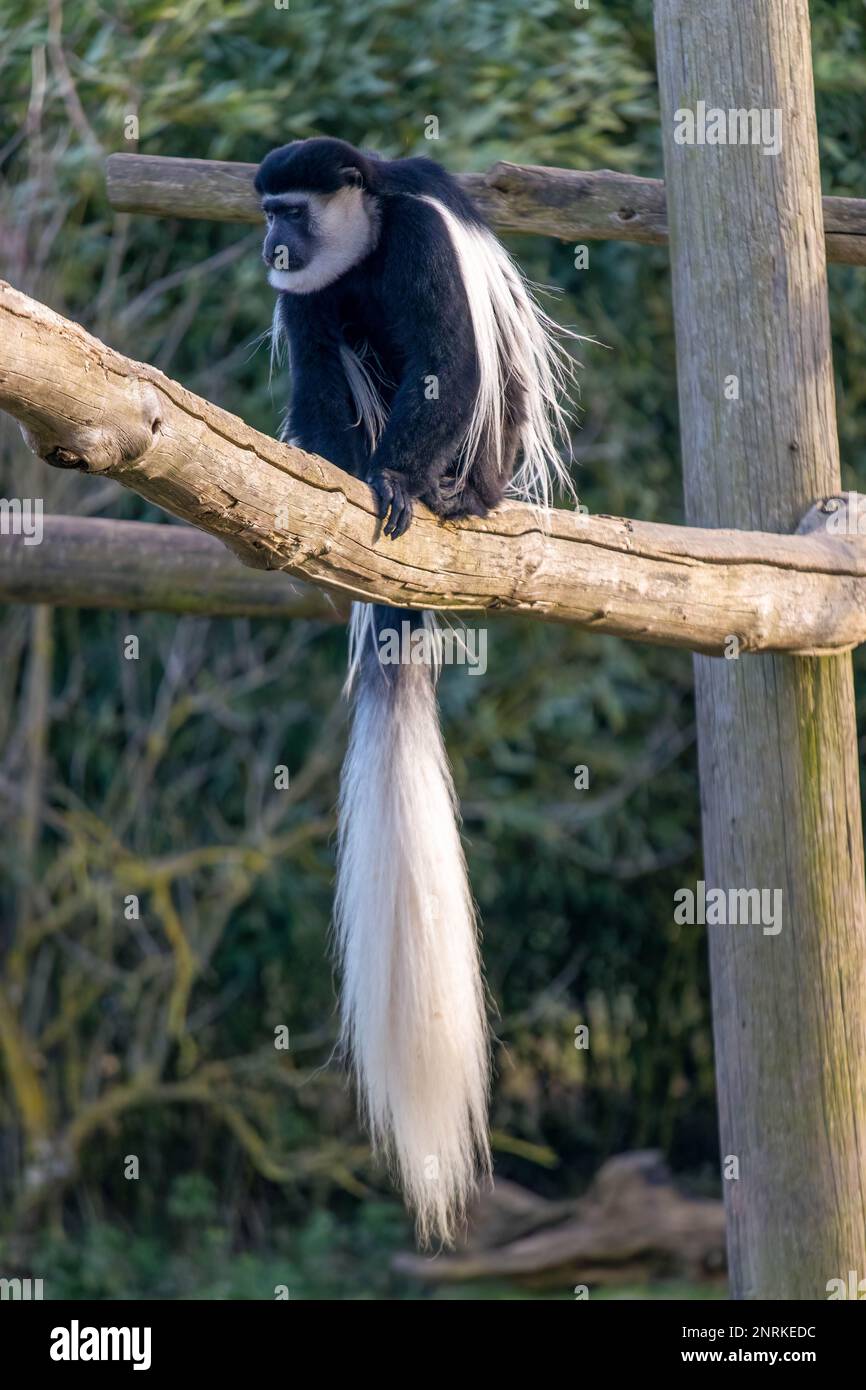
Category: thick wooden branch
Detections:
[
  {"x1": 0, "y1": 515, "x2": 343, "y2": 620},
  {"x1": 2, "y1": 279, "x2": 866, "y2": 656},
  {"x1": 105, "y1": 153, "x2": 866, "y2": 266}
]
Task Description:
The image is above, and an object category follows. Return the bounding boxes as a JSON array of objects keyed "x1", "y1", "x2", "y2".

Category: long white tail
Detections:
[{"x1": 335, "y1": 604, "x2": 491, "y2": 1245}]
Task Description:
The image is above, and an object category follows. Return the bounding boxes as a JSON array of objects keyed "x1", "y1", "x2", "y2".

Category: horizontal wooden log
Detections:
[
  {"x1": 105, "y1": 153, "x2": 866, "y2": 266},
  {"x1": 2, "y1": 279, "x2": 866, "y2": 656},
  {"x1": 0, "y1": 515, "x2": 343, "y2": 619}
]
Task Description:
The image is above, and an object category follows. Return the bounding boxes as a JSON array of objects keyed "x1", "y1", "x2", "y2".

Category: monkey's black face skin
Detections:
[
  {"x1": 255, "y1": 136, "x2": 531, "y2": 539},
  {"x1": 261, "y1": 197, "x2": 315, "y2": 274}
]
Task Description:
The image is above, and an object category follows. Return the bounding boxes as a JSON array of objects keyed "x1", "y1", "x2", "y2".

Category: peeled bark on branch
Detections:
[
  {"x1": 2, "y1": 280, "x2": 866, "y2": 656},
  {"x1": 104, "y1": 153, "x2": 866, "y2": 266}
]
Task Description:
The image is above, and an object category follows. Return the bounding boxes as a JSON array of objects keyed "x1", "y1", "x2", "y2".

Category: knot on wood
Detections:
[
  {"x1": 485, "y1": 160, "x2": 532, "y2": 193},
  {"x1": 796, "y1": 493, "x2": 860, "y2": 537},
  {"x1": 19, "y1": 380, "x2": 163, "y2": 477}
]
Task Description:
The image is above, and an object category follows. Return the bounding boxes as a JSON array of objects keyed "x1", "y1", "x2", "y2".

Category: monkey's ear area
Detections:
[{"x1": 340, "y1": 166, "x2": 365, "y2": 190}]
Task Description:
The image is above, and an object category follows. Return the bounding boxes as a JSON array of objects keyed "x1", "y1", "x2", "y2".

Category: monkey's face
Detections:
[
  {"x1": 255, "y1": 139, "x2": 381, "y2": 295},
  {"x1": 261, "y1": 196, "x2": 317, "y2": 281},
  {"x1": 258, "y1": 184, "x2": 381, "y2": 296}
]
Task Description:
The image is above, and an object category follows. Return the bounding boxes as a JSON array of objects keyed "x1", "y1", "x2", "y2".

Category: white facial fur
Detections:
[{"x1": 267, "y1": 187, "x2": 381, "y2": 295}]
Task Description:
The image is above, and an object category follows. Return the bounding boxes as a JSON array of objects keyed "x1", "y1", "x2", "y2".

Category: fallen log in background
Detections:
[
  {"x1": 393, "y1": 1151, "x2": 726, "y2": 1288},
  {"x1": 105, "y1": 153, "x2": 866, "y2": 266},
  {"x1": 0, "y1": 515, "x2": 343, "y2": 620},
  {"x1": 2, "y1": 280, "x2": 866, "y2": 656}
]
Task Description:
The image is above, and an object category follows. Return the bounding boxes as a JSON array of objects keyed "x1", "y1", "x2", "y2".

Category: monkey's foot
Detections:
[
  {"x1": 424, "y1": 480, "x2": 490, "y2": 520},
  {"x1": 368, "y1": 468, "x2": 414, "y2": 540}
]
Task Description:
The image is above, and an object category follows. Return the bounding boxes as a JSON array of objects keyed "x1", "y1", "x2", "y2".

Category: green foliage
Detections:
[{"x1": 0, "y1": 0, "x2": 864, "y2": 1299}]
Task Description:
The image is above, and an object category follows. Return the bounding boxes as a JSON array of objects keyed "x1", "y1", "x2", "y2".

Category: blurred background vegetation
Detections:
[{"x1": 0, "y1": 0, "x2": 864, "y2": 1300}]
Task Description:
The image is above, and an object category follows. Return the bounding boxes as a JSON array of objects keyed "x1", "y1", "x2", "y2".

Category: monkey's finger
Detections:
[
  {"x1": 387, "y1": 489, "x2": 413, "y2": 539},
  {"x1": 383, "y1": 489, "x2": 401, "y2": 536},
  {"x1": 374, "y1": 481, "x2": 394, "y2": 516},
  {"x1": 369, "y1": 474, "x2": 394, "y2": 526},
  {"x1": 383, "y1": 481, "x2": 407, "y2": 537}
]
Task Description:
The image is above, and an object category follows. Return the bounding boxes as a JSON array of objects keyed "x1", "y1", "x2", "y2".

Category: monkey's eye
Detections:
[
  {"x1": 265, "y1": 211, "x2": 275, "y2": 225},
  {"x1": 283, "y1": 206, "x2": 304, "y2": 221}
]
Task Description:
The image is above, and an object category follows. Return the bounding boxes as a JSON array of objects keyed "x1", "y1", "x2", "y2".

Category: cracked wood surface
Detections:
[{"x1": 2, "y1": 280, "x2": 866, "y2": 655}]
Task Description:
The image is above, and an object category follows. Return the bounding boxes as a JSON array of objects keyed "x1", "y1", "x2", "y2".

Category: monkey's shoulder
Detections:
[
  {"x1": 379, "y1": 156, "x2": 483, "y2": 224},
  {"x1": 371, "y1": 187, "x2": 474, "y2": 279}
]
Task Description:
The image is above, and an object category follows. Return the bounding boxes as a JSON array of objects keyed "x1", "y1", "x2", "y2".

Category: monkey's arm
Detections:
[
  {"x1": 280, "y1": 300, "x2": 368, "y2": 478},
  {"x1": 366, "y1": 200, "x2": 480, "y2": 538}
]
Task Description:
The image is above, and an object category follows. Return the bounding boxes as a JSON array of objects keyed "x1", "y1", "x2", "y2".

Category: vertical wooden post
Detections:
[{"x1": 654, "y1": 0, "x2": 866, "y2": 1298}]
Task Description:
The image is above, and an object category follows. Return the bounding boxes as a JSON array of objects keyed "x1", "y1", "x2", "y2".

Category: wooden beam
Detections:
[
  {"x1": 2, "y1": 279, "x2": 866, "y2": 655},
  {"x1": 0, "y1": 515, "x2": 343, "y2": 620},
  {"x1": 105, "y1": 152, "x2": 866, "y2": 266},
  {"x1": 656, "y1": 0, "x2": 866, "y2": 1298}
]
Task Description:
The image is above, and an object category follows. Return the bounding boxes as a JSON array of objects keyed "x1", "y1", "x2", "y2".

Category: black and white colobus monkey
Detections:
[{"x1": 255, "y1": 137, "x2": 574, "y2": 1244}]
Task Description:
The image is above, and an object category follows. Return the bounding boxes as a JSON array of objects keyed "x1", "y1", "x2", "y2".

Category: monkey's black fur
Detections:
[{"x1": 255, "y1": 137, "x2": 526, "y2": 539}]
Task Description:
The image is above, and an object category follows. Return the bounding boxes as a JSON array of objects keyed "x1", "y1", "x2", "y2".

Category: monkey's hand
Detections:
[{"x1": 367, "y1": 467, "x2": 414, "y2": 540}]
